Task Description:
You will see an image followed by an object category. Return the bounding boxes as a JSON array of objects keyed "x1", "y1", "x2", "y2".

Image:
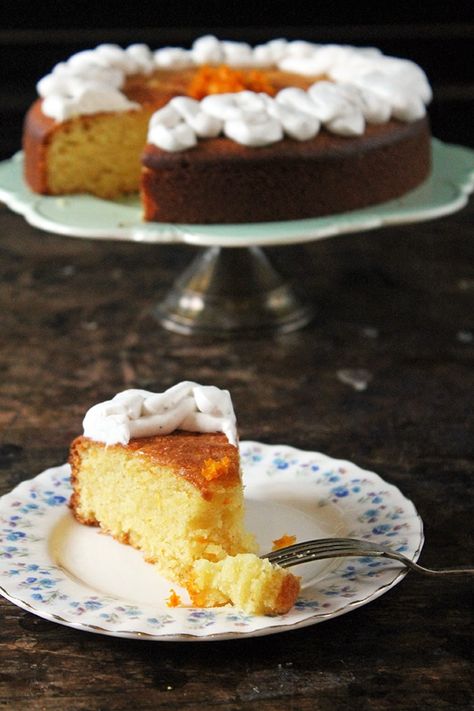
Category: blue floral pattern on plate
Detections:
[{"x1": 0, "y1": 442, "x2": 423, "y2": 640}]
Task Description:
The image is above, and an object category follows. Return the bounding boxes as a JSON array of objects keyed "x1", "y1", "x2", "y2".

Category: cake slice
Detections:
[
  {"x1": 69, "y1": 431, "x2": 257, "y2": 586},
  {"x1": 69, "y1": 383, "x2": 300, "y2": 615}
]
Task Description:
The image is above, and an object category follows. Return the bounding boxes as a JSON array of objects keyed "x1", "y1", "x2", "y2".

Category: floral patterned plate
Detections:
[{"x1": 0, "y1": 441, "x2": 423, "y2": 641}]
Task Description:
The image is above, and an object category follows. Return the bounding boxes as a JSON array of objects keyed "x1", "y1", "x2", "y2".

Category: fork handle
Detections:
[
  {"x1": 377, "y1": 549, "x2": 474, "y2": 576},
  {"x1": 267, "y1": 547, "x2": 474, "y2": 576}
]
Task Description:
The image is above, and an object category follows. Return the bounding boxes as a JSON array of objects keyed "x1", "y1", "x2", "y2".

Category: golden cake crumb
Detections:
[{"x1": 69, "y1": 431, "x2": 300, "y2": 615}]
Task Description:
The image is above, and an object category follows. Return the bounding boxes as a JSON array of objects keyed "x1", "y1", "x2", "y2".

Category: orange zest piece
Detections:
[
  {"x1": 166, "y1": 589, "x2": 182, "y2": 608},
  {"x1": 201, "y1": 456, "x2": 230, "y2": 481},
  {"x1": 188, "y1": 64, "x2": 276, "y2": 100},
  {"x1": 272, "y1": 533, "x2": 297, "y2": 551}
]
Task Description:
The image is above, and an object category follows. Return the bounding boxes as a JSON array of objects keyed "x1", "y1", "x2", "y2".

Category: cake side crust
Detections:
[{"x1": 141, "y1": 117, "x2": 432, "y2": 223}]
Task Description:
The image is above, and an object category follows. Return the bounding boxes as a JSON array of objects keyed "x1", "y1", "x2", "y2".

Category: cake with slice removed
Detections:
[
  {"x1": 69, "y1": 383, "x2": 300, "y2": 615},
  {"x1": 24, "y1": 36, "x2": 432, "y2": 222}
]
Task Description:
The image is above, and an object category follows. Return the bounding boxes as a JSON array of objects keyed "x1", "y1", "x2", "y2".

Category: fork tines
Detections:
[{"x1": 263, "y1": 537, "x2": 385, "y2": 567}]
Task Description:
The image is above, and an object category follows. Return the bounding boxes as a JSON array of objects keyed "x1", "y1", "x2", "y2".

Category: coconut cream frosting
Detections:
[
  {"x1": 82, "y1": 382, "x2": 238, "y2": 447},
  {"x1": 37, "y1": 35, "x2": 432, "y2": 150}
]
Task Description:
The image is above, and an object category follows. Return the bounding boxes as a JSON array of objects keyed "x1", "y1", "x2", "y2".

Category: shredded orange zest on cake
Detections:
[
  {"x1": 188, "y1": 64, "x2": 276, "y2": 100},
  {"x1": 166, "y1": 589, "x2": 182, "y2": 608},
  {"x1": 272, "y1": 534, "x2": 297, "y2": 551},
  {"x1": 201, "y1": 456, "x2": 231, "y2": 481}
]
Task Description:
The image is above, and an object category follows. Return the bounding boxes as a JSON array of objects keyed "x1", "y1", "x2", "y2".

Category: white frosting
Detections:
[
  {"x1": 37, "y1": 35, "x2": 431, "y2": 147},
  {"x1": 38, "y1": 44, "x2": 141, "y2": 121},
  {"x1": 82, "y1": 382, "x2": 238, "y2": 447}
]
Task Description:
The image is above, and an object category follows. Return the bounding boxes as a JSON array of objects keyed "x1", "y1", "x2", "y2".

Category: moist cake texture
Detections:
[
  {"x1": 69, "y1": 384, "x2": 301, "y2": 615},
  {"x1": 70, "y1": 432, "x2": 257, "y2": 588}
]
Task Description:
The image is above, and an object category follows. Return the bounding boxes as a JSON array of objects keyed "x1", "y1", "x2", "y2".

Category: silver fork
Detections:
[{"x1": 261, "y1": 537, "x2": 474, "y2": 576}]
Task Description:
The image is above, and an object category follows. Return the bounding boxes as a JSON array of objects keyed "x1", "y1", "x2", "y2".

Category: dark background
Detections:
[
  {"x1": 1, "y1": 4, "x2": 473, "y2": 709},
  {"x1": 1, "y1": 1, "x2": 473, "y2": 158}
]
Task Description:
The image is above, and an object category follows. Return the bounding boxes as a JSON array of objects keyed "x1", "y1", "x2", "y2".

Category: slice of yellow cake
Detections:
[{"x1": 69, "y1": 383, "x2": 300, "y2": 615}]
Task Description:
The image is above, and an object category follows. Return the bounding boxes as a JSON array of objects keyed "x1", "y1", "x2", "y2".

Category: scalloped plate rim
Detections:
[{"x1": 0, "y1": 441, "x2": 424, "y2": 641}]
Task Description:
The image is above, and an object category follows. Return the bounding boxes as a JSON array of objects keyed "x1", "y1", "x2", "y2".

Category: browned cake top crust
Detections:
[{"x1": 70, "y1": 431, "x2": 241, "y2": 499}]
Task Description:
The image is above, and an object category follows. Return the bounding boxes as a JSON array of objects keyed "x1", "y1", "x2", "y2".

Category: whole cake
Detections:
[
  {"x1": 69, "y1": 382, "x2": 300, "y2": 615},
  {"x1": 23, "y1": 35, "x2": 432, "y2": 223}
]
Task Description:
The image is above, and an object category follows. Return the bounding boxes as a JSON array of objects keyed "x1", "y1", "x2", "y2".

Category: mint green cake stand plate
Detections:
[{"x1": 1, "y1": 139, "x2": 473, "y2": 335}]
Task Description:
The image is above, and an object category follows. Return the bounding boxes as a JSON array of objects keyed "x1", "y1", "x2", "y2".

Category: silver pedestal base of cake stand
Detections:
[{"x1": 153, "y1": 246, "x2": 313, "y2": 336}]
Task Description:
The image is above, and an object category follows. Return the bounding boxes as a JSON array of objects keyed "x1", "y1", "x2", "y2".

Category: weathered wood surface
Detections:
[{"x1": 0, "y1": 195, "x2": 473, "y2": 709}]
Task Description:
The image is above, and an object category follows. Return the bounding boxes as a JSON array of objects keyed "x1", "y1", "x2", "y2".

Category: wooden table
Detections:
[{"x1": 0, "y1": 187, "x2": 473, "y2": 709}]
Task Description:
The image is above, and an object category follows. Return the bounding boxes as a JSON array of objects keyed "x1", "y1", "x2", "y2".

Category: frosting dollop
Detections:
[
  {"x1": 37, "y1": 35, "x2": 432, "y2": 148},
  {"x1": 82, "y1": 382, "x2": 238, "y2": 447}
]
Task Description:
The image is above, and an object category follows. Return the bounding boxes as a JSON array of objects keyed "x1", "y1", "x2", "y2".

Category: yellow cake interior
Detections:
[
  {"x1": 69, "y1": 432, "x2": 300, "y2": 615},
  {"x1": 70, "y1": 435, "x2": 256, "y2": 586},
  {"x1": 191, "y1": 554, "x2": 301, "y2": 615},
  {"x1": 46, "y1": 109, "x2": 154, "y2": 198}
]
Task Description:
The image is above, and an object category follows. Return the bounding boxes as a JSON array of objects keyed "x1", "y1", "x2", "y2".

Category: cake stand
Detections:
[{"x1": 0, "y1": 139, "x2": 473, "y2": 335}]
